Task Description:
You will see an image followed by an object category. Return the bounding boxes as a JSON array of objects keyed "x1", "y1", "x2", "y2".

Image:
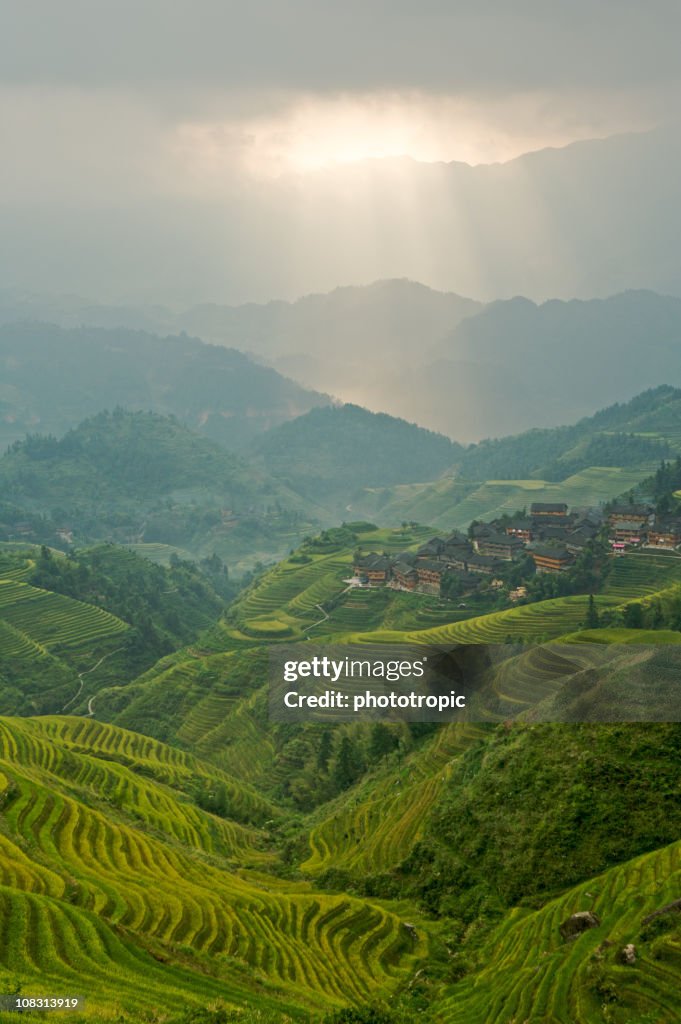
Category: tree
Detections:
[
  {"x1": 317, "y1": 729, "x2": 333, "y2": 773},
  {"x1": 333, "y1": 736, "x2": 359, "y2": 791},
  {"x1": 368, "y1": 723, "x2": 397, "y2": 762},
  {"x1": 584, "y1": 594, "x2": 600, "y2": 630},
  {"x1": 623, "y1": 602, "x2": 644, "y2": 629}
]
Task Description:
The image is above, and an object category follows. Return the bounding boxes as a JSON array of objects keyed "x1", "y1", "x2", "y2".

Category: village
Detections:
[{"x1": 352, "y1": 501, "x2": 681, "y2": 599}]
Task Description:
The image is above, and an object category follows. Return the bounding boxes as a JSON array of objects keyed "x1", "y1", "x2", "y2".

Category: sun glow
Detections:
[{"x1": 172, "y1": 91, "x2": 636, "y2": 186}]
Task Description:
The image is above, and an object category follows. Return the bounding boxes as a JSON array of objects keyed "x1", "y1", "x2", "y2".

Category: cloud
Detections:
[
  {"x1": 1, "y1": 2, "x2": 680, "y2": 305},
  {"x1": 3, "y1": 1, "x2": 681, "y2": 99}
]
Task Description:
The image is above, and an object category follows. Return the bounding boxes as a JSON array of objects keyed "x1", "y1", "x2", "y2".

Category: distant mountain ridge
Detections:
[
  {"x1": 5, "y1": 288, "x2": 681, "y2": 460},
  {"x1": 6, "y1": 127, "x2": 681, "y2": 304},
  {"x1": 0, "y1": 279, "x2": 481, "y2": 412},
  {"x1": 0, "y1": 321, "x2": 329, "y2": 452},
  {"x1": 371, "y1": 289, "x2": 681, "y2": 440}
]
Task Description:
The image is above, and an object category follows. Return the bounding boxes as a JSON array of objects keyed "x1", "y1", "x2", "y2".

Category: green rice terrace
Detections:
[
  {"x1": 360, "y1": 466, "x2": 658, "y2": 531},
  {"x1": 1, "y1": 526, "x2": 681, "y2": 1022}
]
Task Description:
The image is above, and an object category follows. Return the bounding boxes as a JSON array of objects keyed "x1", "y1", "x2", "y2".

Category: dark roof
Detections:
[
  {"x1": 536, "y1": 525, "x2": 570, "y2": 541},
  {"x1": 443, "y1": 536, "x2": 471, "y2": 550},
  {"x1": 479, "y1": 532, "x2": 524, "y2": 547},
  {"x1": 470, "y1": 522, "x2": 495, "y2": 537},
  {"x1": 531, "y1": 545, "x2": 572, "y2": 561},
  {"x1": 571, "y1": 518, "x2": 600, "y2": 536},
  {"x1": 574, "y1": 511, "x2": 602, "y2": 527},
  {"x1": 393, "y1": 551, "x2": 417, "y2": 565},
  {"x1": 416, "y1": 560, "x2": 446, "y2": 574},
  {"x1": 609, "y1": 503, "x2": 653, "y2": 517},
  {"x1": 530, "y1": 502, "x2": 568, "y2": 514},
  {"x1": 355, "y1": 552, "x2": 392, "y2": 571},
  {"x1": 467, "y1": 553, "x2": 502, "y2": 567},
  {"x1": 393, "y1": 561, "x2": 418, "y2": 576},
  {"x1": 504, "y1": 516, "x2": 533, "y2": 528},
  {"x1": 417, "y1": 537, "x2": 445, "y2": 555},
  {"x1": 565, "y1": 528, "x2": 594, "y2": 548}
]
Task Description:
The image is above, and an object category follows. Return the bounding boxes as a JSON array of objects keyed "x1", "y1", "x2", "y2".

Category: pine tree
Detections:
[
  {"x1": 333, "y1": 736, "x2": 357, "y2": 791},
  {"x1": 317, "y1": 729, "x2": 332, "y2": 773},
  {"x1": 368, "y1": 723, "x2": 396, "y2": 762},
  {"x1": 585, "y1": 594, "x2": 600, "y2": 629}
]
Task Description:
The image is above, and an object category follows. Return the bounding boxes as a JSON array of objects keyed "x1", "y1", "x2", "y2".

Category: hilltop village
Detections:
[{"x1": 353, "y1": 501, "x2": 681, "y2": 599}]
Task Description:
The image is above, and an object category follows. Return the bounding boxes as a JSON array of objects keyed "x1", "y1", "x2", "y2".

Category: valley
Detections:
[
  {"x1": 1, "y1": 326, "x2": 681, "y2": 1023},
  {"x1": 2, "y1": 437, "x2": 681, "y2": 1020}
]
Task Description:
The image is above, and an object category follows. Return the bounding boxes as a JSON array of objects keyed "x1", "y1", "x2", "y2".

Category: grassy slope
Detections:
[
  {"x1": 3, "y1": 527, "x2": 681, "y2": 1020},
  {"x1": 0, "y1": 716, "x2": 422, "y2": 1021},
  {"x1": 434, "y1": 836, "x2": 681, "y2": 1024},
  {"x1": 361, "y1": 465, "x2": 658, "y2": 530}
]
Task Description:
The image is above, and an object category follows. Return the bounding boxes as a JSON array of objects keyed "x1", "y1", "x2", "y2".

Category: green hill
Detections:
[
  {"x1": 0, "y1": 544, "x2": 230, "y2": 716},
  {"x1": 433, "y1": 834, "x2": 681, "y2": 1023},
  {"x1": 458, "y1": 384, "x2": 681, "y2": 481},
  {"x1": 352, "y1": 387, "x2": 681, "y2": 527},
  {"x1": 0, "y1": 321, "x2": 328, "y2": 451},
  {"x1": 0, "y1": 409, "x2": 287, "y2": 506},
  {"x1": 0, "y1": 410, "x2": 323, "y2": 566},
  {"x1": 253, "y1": 403, "x2": 462, "y2": 512}
]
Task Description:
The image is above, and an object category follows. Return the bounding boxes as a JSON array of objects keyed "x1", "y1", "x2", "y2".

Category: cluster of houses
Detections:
[
  {"x1": 353, "y1": 502, "x2": 604, "y2": 596},
  {"x1": 607, "y1": 503, "x2": 681, "y2": 551},
  {"x1": 354, "y1": 499, "x2": 681, "y2": 598}
]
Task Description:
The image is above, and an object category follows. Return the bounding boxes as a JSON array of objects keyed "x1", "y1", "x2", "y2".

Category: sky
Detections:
[{"x1": 2, "y1": 1, "x2": 681, "y2": 305}]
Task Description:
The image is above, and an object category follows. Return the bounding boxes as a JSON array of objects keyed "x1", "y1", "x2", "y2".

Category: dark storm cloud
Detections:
[{"x1": 2, "y1": 0, "x2": 680, "y2": 100}]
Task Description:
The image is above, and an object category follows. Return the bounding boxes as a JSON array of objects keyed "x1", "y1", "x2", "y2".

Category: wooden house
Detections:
[
  {"x1": 612, "y1": 520, "x2": 648, "y2": 545},
  {"x1": 647, "y1": 518, "x2": 681, "y2": 548},
  {"x1": 353, "y1": 553, "x2": 392, "y2": 583},
  {"x1": 530, "y1": 545, "x2": 574, "y2": 574}
]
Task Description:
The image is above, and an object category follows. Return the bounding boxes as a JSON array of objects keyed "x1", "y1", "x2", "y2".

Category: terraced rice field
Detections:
[
  {"x1": 309, "y1": 589, "x2": 392, "y2": 635},
  {"x1": 176, "y1": 687, "x2": 275, "y2": 784},
  {"x1": 0, "y1": 717, "x2": 423, "y2": 1019},
  {"x1": 602, "y1": 550, "x2": 681, "y2": 600},
  {"x1": 487, "y1": 643, "x2": 615, "y2": 714},
  {"x1": 237, "y1": 552, "x2": 351, "y2": 627},
  {"x1": 37, "y1": 716, "x2": 275, "y2": 825},
  {"x1": 0, "y1": 579, "x2": 128, "y2": 651},
  {"x1": 0, "y1": 554, "x2": 34, "y2": 581},
  {"x1": 124, "y1": 542, "x2": 196, "y2": 565},
  {"x1": 405, "y1": 466, "x2": 657, "y2": 531},
  {"x1": 435, "y1": 837, "x2": 681, "y2": 1023},
  {"x1": 304, "y1": 724, "x2": 486, "y2": 877},
  {"x1": 350, "y1": 594, "x2": 618, "y2": 647},
  {"x1": 0, "y1": 618, "x2": 45, "y2": 659}
]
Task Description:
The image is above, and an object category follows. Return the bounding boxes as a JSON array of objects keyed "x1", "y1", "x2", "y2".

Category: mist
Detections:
[{"x1": 2, "y1": 1, "x2": 681, "y2": 305}]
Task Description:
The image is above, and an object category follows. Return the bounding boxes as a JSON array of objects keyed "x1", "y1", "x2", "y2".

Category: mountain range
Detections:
[
  {"x1": 5, "y1": 282, "x2": 681, "y2": 443},
  {"x1": 6, "y1": 127, "x2": 681, "y2": 305},
  {"x1": 0, "y1": 321, "x2": 328, "y2": 452}
]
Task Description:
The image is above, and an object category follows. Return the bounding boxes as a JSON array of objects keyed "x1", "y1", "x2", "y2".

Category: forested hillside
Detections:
[
  {"x1": 254, "y1": 404, "x2": 462, "y2": 505},
  {"x1": 0, "y1": 321, "x2": 328, "y2": 451}
]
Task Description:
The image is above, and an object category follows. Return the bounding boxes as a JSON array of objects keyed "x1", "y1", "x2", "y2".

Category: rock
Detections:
[
  {"x1": 559, "y1": 910, "x2": 601, "y2": 940},
  {"x1": 619, "y1": 943, "x2": 636, "y2": 965}
]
